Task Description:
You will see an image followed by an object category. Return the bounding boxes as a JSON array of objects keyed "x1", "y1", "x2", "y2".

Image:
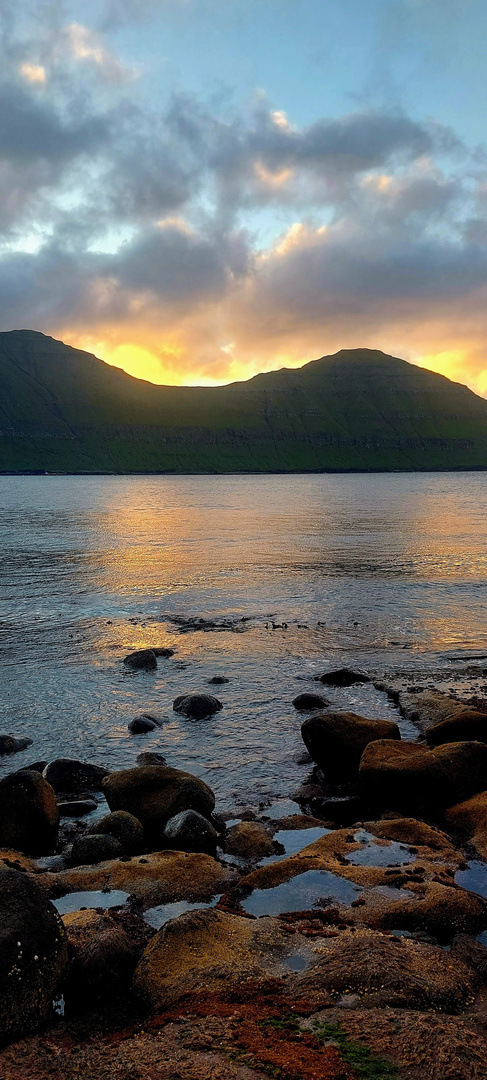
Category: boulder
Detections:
[
  {"x1": 359, "y1": 739, "x2": 487, "y2": 814},
  {"x1": 0, "y1": 770, "x2": 59, "y2": 855},
  {"x1": 445, "y1": 791, "x2": 487, "y2": 836},
  {"x1": 102, "y1": 765, "x2": 215, "y2": 839},
  {"x1": 399, "y1": 690, "x2": 487, "y2": 745},
  {"x1": 62, "y1": 910, "x2": 139, "y2": 1009},
  {"x1": 162, "y1": 809, "x2": 218, "y2": 855},
  {"x1": 427, "y1": 708, "x2": 487, "y2": 747},
  {"x1": 88, "y1": 810, "x2": 145, "y2": 854},
  {"x1": 57, "y1": 798, "x2": 97, "y2": 817},
  {"x1": 208, "y1": 675, "x2": 229, "y2": 684},
  {"x1": 128, "y1": 715, "x2": 159, "y2": 734},
  {"x1": 43, "y1": 758, "x2": 108, "y2": 794},
  {"x1": 225, "y1": 821, "x2": 275, "y2": 861},
  {"x1": 0, "y1": 868, "x2": 67, "y2": 1043},
  {"x1": 152, "y1": 647, "x2": 175, "y2": 658},
  {"x1": 292, "y1": 693, "x2": 329, "y2": 711},
  {"x1": 302, "y1": 712, "x2": 400, "y2": 778},
  {"x1": 0, "y1": 735, "x2": 33, "y2": 756},
  {"x1": 173, "y1": 693, "x2": 223, "y2": 719},
  {"x1": 123, "y1": 649, "x2": 157, "y2": 670},
  {"x1": 317, "y1": 668, "x2": 370, "y2": 687},
  {"x1": 364, "y1": 817, "x2": 454, "y2": 851},
  {"x1": 71, "y1": 834, "x2": 124, "y2": 866},
  {"x1": 136, "y1": 752, "x2": 168, "y2": 767}
]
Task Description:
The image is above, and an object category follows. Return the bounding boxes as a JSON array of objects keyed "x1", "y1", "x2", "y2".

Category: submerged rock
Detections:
[
  {"x1": 0, "y1": 734, "x2": 33, "y2": 756},
  {"x1": 123, "y1": 649, "x2": 158, "y2": 671},
  {"x1": 71, "y1": 834, "x2": 124, "y2": 866},
  {"x1": 225, "y1": 821, "x2": 275, "y2": 861},
  {"x1": 292, "y1": 693, "x2": 329, "y2": 711},
  {"x1": 152, "y1": 647, "x2": 175, "y2": 658},
  {"x1": 317, "y1": 668, "x2": 370, "y2": 687},
  {"x1": 208, "y1": 675, "x2": 229, "y2": 684},
  {"x1": 0, "y1": 868, "x2": 67, "y2": 1044},
  {"x1": 136, "y1": 752, "x2": 168, "y2": 767},
  {"x1": 57, "y1": 798, "x2": 97, "y2": 817},
  {"x1": 102, "y1": 765, "x2": 215, "y2": 839},
  {"x1": 128, "y1": 714, "x2": 159, "y2": 734},
  {"x1": 163, "y1": 809, "x2": 218, "y2": 855},
  {"x1": 0, "y1": 770, "x2": 59, "y2": 855},
  {"x1": 88, "y1": 810, "x2": 145, "y2": 854},
  {"x1": 173, "y1": 693, "x2": 223, "y2": 719},
  {"x1": 359, "y1": 739, "x2": 487, "y2": 814},
  {"x1": 302, "y1": 712, "x2": 400, "y2": 778},
  {"x1": 43, "y1": 758, "x2": 108, "y2": 794}
]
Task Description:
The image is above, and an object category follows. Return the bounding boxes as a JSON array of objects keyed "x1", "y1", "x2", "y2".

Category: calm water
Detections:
[{"x1": 1, "y1": 472, "x2": 487, "y2": 812}]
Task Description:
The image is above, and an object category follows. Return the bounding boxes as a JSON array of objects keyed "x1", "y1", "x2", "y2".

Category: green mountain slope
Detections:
[{"x1": 1, "y1": 330, "x2": 487, "y2": 472}]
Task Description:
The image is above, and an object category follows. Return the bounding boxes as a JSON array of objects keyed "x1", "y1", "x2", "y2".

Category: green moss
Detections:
[{"x1": 313, "y1": 1021, "x2": 399, "y2": 1078}]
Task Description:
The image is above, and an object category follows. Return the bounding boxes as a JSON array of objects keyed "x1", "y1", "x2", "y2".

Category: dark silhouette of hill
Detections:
[{"x1": 1, "y1": 330, "x2": 487, "y2": 472}]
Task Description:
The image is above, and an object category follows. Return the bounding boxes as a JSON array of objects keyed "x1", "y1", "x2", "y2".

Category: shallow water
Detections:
[
  {"x1": 455, "y1": 861, "x2": 487, "y2": 899},
  {"x1": 143, "y1": 897, "x2": 220, "y2": 929},
  {"x1": 241, "y1": 868, "x2": 361, "y2": 915},
  {"x1": 345, "y1": 830, "x2": 414, "y2": 867},
  {"x1": 53, "y1": 889, "x2": 130, "y2": 914},
  {"x1": 1, "y1": 472, "x2": 487, "y2": 812}
]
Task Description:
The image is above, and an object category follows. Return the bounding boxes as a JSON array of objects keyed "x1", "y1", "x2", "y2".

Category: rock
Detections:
[
  {"x1": 71, "y1": 834, "x2": 124, "y2": 866},
  {"x1": 123, "y1": 649, "x2": 157, "y2": 670},
  {"x1": 0, "y1": 868, "x2": 67, "y2": 1043},
  {"x1": 450, "y1": 933, "x2": 487, "y2": 981},
  {"x1": 133, "y1": 908, "x2": 317, "y2": 1010},
  {"x1": 102, "y1": 765, "x2": 215, "y2": 839},
  {"x1": 298, "y1": 928, "x2": 478, "y2": 1011},
  {"x1": 445, "y1": 790, "x2": 487, "y2": 835},
  {"x1": 43, "y1": 758, "x2": 108, "y2": 794},
  {"x1": 399, "y1": 690, "x2": 487, "y2": 744},
  {"x1": 364, "y1": 816, "x2": 455, "y2": 851},
  {"x1": 0, "y1": 849, "x2": 37, "y2": 874},
  {"x1": 208, "y1": 675, "x2": 229, "y2": 684},
  {"x1": 359, "y1": 739, "x2": 487, "y2": 814},
  {"x1": 128, "y1": 714, "x2": 159, "y2": 734},
  {"x1": 225, "y1": 821, "x2": 275, "y2": 861},
  {"x1": 23, "y1": 760, "x2": 48, "y2": 773},
  {"x1": 427, "y1": 708, "x2": 487, "y2": 747},
  {"x1": 57, "y1": 798, "x2": 97, "y2": 817},
  {"x1": 37, "y1": 850, "x2": 237, "y2": 909},
  {"x1": 317, "y1": 668, "x2": 370, "y2": 687},
  {"x1": 0, "y1": 770, "x2": 59, "y2": 855},
  {"x1": 173, "y1": 693, "x2": 223, "y2": 719},
  {"x1": 88, "y1": 810, "x2": 145, "y2": 854},
  {"x1": 0, "y1": 734, "x2": 33, "y2": 756},
  {"x1": 292, "y1": 693, "x2": 329, "y2": 711},
  {"x1": 62, "y1": 909, "x2": 139, "y2": 1009},
  {"x1": 302, "y1": 712, "x2": 400, "y2": 778},
  {"x1": 152, "y1": 647, "x2": 175, "y2": 658},
  {"x1": 136, "y1": 752, "x2": 168, "y2": 767},
  {"x1": 163, "y1": 809, "x2": 218, "y2": 855}
]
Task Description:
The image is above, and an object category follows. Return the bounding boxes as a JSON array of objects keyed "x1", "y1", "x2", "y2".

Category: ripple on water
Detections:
[{"x1": 345, "y1": 830, "x2": 414, "y2": 867}]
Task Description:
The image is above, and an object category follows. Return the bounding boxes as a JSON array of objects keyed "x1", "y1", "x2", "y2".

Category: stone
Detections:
[
  {"x1": 0, "y1": 734, "x2": 33, "y2": 756},
  {"x1": 208, "y1": 675, "x2": 229, "y2": 684},
  {"x1": 298, "y1": 928, "x2": 478, "y2": 1011},
  {"x1": 71, "y1": 834, "x2": 124, "y2": 866},
  {"x1": 0, "y1": 868, "x2": 67, "y2": 1044},
  {"x1": 225, "y1": 821, "x2": 275, "y2": 860},
  {"x1": 43, "y1": 758, "x2": 108, "y2": 794},
  {"x1": 0, "y1": 770, "x2": 59, "y2": 855},
  {"x1": 133, "y1": 908, "x2": 317, "y2": 1010},
  {"x1": 57, "y1": 798, "x2": 97, "y2": 816},
  {"x1": 317, "y1": 668, "x2": 370, "y2": 687},
  {"x1": 292, "y1": 693, "x2": 329, "y2": 711},
  {"x1": 128, "y1": 714, "x2": 159, "y2": 734},
  {"x1": 163, "y1": 809, "x2": 218, "y2": 855},
  {"x1": 136, "y1": 751, "x2": 168, "y2": 767},
  {"x1": 173, "y1": 693, "x2": 223, "y2": 719},
  {"x1": 302, "y1": 712, "x2": 400, "y2": 778},
  {"x1": 88, "y1": 810, "x2": 145, "y2": 854},
  {"x1": 445, "y1": 790, "x2": 487, "y2": 835},
  {"x1": 102, "y1": 765, "x2": 215, "y2": 839},
  {"x1": 450, "y1": 933, "x2": 487, "y2": 981},
  {"x1": 399, "y1": 690, "x2": 487, "y2": 745},
  {"x1": 123, "y1": 648, "x2": 158, "y2": 670},
  {"x1": 428, "y1": 708, "x2": 487, "y2": 747},
  {"x1": 364, "y1": 816, "x2": 454, "y2": 851},
  {"x1": 62, "y1": 910, "x2": 139, "y2": 1009},
  {"x1": 152, "y1": 647, "x2": 175, "y2": 658},
  {"x1": 23, "y1": 760, "x2": 47, "y2": 773},
  {"x1": 359, "y1": 738, "x2": 487, "y2": 813},
  {"x1": 37, "y1": 850, "x2": 237, "y2": 909}
]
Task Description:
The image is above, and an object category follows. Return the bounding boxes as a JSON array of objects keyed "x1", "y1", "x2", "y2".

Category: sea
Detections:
[{"x1": 1, "y1": 471, "x2": 487, "y2": 813}]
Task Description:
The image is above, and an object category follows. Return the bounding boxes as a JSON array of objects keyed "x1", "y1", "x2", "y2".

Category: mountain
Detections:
[{"x1": 1, "y1": 329, "x2": 487, "y2": 473}]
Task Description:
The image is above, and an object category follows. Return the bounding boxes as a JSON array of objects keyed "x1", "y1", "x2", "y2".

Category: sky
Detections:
[{"x1": 1, "y1": 1, "x2": 487, "y2": 392}]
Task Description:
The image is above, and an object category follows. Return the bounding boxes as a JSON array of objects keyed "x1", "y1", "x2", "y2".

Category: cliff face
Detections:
[{"x1": 1, "y1": 330, "x2": 487, "y2": 472}]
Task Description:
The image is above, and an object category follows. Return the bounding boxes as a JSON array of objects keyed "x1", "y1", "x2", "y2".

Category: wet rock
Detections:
[
  {"x1": 62, "y1": 909, "x2": 139, "y2": 1010},
  {"x1": 450, "y1": 933, "x2": 487, "y2": 981},
  {"x1": 225, "y1": 821, "x2": 275, "y2": 861},
  {"x1": 136, "y1": 752, "x2": 168, "y2": 767},
  {"x1": 103, "y1": 765, "x2": 215, "y2": 839},
  {"x1": 364, "y1": 816, "x2": 455, "y2": 851},
  {"x1": 173, "y1": 693, "x2": 223, "y2": 719},
  {"x1": 57, "y1": 798, "x2": 97, "y2": 817},
  {"x1": 302, "y1": 712, "x2": 400, "y2": 779},
  {"x1": 349, "y1": 878, "x2": 487, "y2": 940},
  {"x1": 0, "y1": 734, "x2": 33, "y2": 756},
  {"x1": 292, "y1": 693, "x2": 329, "y2": 711},
  {"x1": 23, "y1": 760, "x2": 48, "y2": 773},
  {"x1": 88, "y1": 810, "x2": 145, "y2": 854},
  {"x1": 133, "y1": 908, "x2": 318, "y2": 1010},
  {"x1": 208, "y1": 675, "x2": 229, "y2": 684},
  {"x1": 0, "y1": 770, "x2": 59, "y2": 855},
  {"x1": 0, "y1": 868, "x2": 67, "y2": 1044},
  {"x1": 317, "y1": 668, "x2": 370, "y2": 687},
  {"x1": 128, "y1": 714, "x2": 159, "y2": 734},
  {"x1": 152, "y1": 647, "x2": 175, "y2": 658},
  {"x1": 298, "y1": 927, "x2": 478, "y2": 1011},
  {"x1": 37, "y1": 850, "x2": 236, "y2": 909},
  {"x1": 163, "y1": 809, "x2": 218, "y2": 855},
  {"x1": 123, "y1": 649, "x2": 158, "y2": 670},
  {"x1": 359, "y1": 738, "x2": 487, "y2": 814},
  {"x1": 399, "y1": 689, "x2": 487, "y2": 745},
  {"x1": 0, "y1": 849, "x2": 37, "y2": 874},
  {"x1": 445, "y1": 790, "x2": 487, "y2": 835},
  {"x1": 71, "y1": 833, "x2": 124, "y2": 866},
  {"x1": 43, "y1": 758, "x2": 108, "y2": 794}
]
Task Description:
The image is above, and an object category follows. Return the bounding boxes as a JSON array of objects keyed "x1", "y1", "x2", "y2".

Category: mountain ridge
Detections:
[{"x1": 1, "y1": 330, "x2": 487, "y2": 473}]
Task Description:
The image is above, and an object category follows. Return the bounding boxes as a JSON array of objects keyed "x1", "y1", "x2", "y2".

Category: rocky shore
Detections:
[{"x1": 3, "y1": 663, "x2": 487, "y2": 1077}]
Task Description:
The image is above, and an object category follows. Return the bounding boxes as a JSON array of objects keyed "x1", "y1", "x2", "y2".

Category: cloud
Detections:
[{"x1": 63, "y1": 22, "x2": 137, "y2": 83}]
